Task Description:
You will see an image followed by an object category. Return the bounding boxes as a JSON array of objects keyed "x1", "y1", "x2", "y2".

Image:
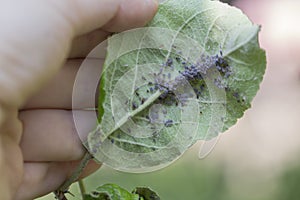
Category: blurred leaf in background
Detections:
[{"x1": 274, "y1": 163, "x2": 300, "y2": 200}]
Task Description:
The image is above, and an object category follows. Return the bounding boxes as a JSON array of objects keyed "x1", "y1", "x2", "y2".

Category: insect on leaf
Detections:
[{"x1": 87, "y1": 0, "x2": 266, "y2": 172}]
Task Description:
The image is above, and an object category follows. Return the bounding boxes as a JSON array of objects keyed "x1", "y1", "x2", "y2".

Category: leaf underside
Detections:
[{"x1": 88, "y1": 0, "x2": 266, "y2": 172}]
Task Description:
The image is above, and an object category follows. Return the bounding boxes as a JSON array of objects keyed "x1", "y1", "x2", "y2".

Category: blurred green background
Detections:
[
  {"x1": 37, "y1": 0, "x2": 300, "y2": 199},
  {"x1": 37, "y1": 147, "x2": 300, "y2": 200}
]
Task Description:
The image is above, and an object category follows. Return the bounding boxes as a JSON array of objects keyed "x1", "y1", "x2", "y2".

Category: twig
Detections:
[{"x1": 54, "y1": 152, "x2": 93, "y2": 200}]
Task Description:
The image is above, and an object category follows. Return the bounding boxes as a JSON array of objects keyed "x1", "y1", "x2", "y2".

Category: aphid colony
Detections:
[{"x1": 128, "y1": 51, "x2": 233, "y2": 129}]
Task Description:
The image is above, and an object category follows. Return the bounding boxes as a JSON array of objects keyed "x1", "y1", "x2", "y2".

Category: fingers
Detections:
[
  {"x1": 68, "y1": 0, "x2": 159, "y2": 58},
  {"x1": 66, "y1": 0, "x2": 159, "y2": 35},
  {"x1": 0, "y1": 0, "x2": 158, "y2": 108},
  {"x1": 19, "y1": 109, "x2": 96, "y2": 162},
  {"x1": 69, "y1": 29, "x2": 111, "y2": 58},
  {"x1": 101, "y1": 0, "x2": 159, "y2": 32},
  {"x1": 22, "y1": 58, "x2": 103, "y2": 110},
  {"x1": 15, "y1": 160, "x2": 100, "y2": 200}
]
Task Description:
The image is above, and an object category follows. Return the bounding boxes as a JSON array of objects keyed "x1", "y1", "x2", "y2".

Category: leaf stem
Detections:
[
  {"x1": 54, "y1": 152, "x2": 93, "y2": 200},
  {"x1": 78, "y1": 180, "x2": 86, "y2": 199}
]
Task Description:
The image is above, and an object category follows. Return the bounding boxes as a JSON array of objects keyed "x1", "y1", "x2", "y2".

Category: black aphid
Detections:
[
  {"x1": 135, "y1": 91, "x2": 140, "y2": 97},
  {"x1": 132, "y1": 102, "x2": 138, "y2": 110},
  {"x1": 166, "y1": 58, "x2": 173, "y2": 66},
  {"x1": 110, "y1": 139, "x2": 114, "y2": 144},
  {"x1": 142, "y1": 76, "x2": 147, "y2": 80},
  {"x1": 200, "y1": 84, "x2": 205, "y2": 91},
  {"x1": 141, "y1": 98, "x2": 146, "y2": 104},
  {"x1": 175, "y1": 57, "x2": 181, "y2": 62},
  {"x1": 233, "y1": 92, "x2": 239, "y2": 99},
  {"x1": 152, "y1": 131, "x2": 159, "y2": 137},
  {"x1": 214, "y1": 51, "x2": 232, "y2": 78},
  {"x1": 232, "y1": 92, "x2": 241, "y2": 103},
  {"x1": 164, "y1": 119, "x2": 174, "y2": 127}
]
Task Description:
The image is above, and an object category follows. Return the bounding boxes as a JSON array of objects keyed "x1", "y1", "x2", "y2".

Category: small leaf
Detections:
[
  {"x1": 83, "y1": 184, "x2": 139, "y2": 200},
  {"x1": 88, "y1": 0, "x2": 266, "y2": 172},
  {"x1": 132, "y1": 187, "x2": 160, "y2": 200}
]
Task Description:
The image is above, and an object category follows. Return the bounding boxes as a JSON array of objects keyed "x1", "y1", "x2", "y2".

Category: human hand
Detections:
[{"x1": 0, "y1": 1, "x2": 158, "y2": 199}]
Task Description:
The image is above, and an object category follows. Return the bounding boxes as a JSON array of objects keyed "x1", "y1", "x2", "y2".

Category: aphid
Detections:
[
  {"x1": 146, "y1": 89, "x2": 149, "y2": 93},
  {"x1": 110, "y1": 139, "x2": 115, "y2": 144},
  {"x1": 150, "y1": 87, "x2": 154, "y2": 92},
  {"x1": 142, "y1": 76, "x2": 147, "y2": 80},
  {"x1": 135, "y1": 91, "x2": 140, "y2": 97},
  {"x1": 132, "y1": 102, "x2": 138, "y2": 110},
  {"x1": 242, "y1": 96, "x2": 246, "y2": 102},
  {"x1": 166, "y1": 58, "x2": 173, "y2": 66},
  {"x1": 141, "y1": 98, "x2": 146, "y2": 104},
  {"x1": 232, "y1": 92, "x2": 239, "y2": 99},
  {"x1": 200, "y1": 84, "x2": 205, "y2": 91},
  {"x1": 214, "y1": 50, "x2": 232, "y2": 78},
  {"x1": 164, "y1": 119, "x2": 174, "y2": 127},
  {"x1": 148, "y1": 81, "x2": 153, "y2": 85},
  {"x1": 175, "y1": 57, "x2": 181, "y2": 62},
  {"x1": 152, "y1": 131, "x2": 159, "y2": 137}
]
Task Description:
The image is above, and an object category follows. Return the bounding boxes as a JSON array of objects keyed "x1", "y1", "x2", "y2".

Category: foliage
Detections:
[{"x1": 83, "y1": 184, "x2": 160, "y2": 200}]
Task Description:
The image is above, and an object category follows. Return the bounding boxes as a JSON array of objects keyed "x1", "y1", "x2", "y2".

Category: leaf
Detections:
[
  {"x1": 83, "y1": 184, "x2": 139, "y2": 200},
  {"x1": 88, "y1": 0, "x2": 266, "y2": 172},
  {"x1": 132, "y1": 187, "x2": 160, "y2": 200}
]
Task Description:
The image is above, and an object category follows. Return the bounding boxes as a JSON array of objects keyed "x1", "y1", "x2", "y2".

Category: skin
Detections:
[{"x1": 0, "y1": 0, "x2": 158, "y2": 199}]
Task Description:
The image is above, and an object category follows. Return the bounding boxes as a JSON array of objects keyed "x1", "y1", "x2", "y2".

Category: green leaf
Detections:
[
  {"x1": 132, "y1": 187, "x2": 160, "y2": 200},
  {"x1": 83, "y1": 184, "x2": 139, "y2": 200},
  {"x1": 88, "y1": 0, "x2": 266, "y2": 172}
]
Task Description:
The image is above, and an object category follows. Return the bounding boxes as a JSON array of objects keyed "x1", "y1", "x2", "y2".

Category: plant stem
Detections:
[
  {"x1": 78, "y1": 180, "x2": 86, "y2": 199},
  {"x1": 54, "y1": 152, "x2": 93, "y2": 200}
]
